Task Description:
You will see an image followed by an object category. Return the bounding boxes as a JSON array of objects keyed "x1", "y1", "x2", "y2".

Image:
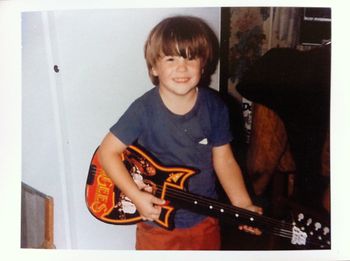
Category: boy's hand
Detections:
[
  {"x1": 238, "y1": 204, "x2": 263, "y2": 236},
  {"x1": 132, "y1": 191, "x2": 165, "y2": 221}
]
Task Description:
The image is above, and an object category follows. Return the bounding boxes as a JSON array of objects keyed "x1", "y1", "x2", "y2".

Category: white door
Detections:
[{"x1": 22, "y1": 7, "x2": 221, "y2": 249}]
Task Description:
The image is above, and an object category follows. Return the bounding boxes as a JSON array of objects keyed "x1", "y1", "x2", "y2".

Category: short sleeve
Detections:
[
  {"x1": 210, "y1": 98, "x2": 233, "y2": 147},
  {"x1": 109, "y1": 100, "x2": 145, "y2": 146}
]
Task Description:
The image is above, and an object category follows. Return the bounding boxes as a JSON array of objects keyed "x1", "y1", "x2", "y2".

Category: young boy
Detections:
[{"x1": 98, "y1": 15, "x2": 262, "y2": 250}]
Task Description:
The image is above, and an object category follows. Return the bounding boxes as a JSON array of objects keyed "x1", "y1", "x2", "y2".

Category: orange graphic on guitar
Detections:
[{"x1": 85, "y1": 145, "x2": 196, "y2": 229}]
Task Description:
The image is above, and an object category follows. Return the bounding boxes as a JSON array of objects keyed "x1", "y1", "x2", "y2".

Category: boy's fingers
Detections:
[
  {"x1": 152, "y1": 196, "x2": 166, "y2": 205},
  {"x1": 140, "y1": 211, "x2": 159, "y2": 221},
  {"x1": 255, "y1": 207, "x2": 263, "y2": 215},
  {"x1": 246, "y1": 205, "x2": 263, "y2": 215},
  {"x1": 239, "y1": 225, "x2": 262, "y2": 236}
]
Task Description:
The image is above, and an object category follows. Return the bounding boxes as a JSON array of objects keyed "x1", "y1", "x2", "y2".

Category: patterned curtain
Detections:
[{"x1": 270, "y1": 7, "x2": 302, "y2": 48}]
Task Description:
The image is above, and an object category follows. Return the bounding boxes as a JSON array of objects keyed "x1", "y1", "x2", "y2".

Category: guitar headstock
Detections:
[{"x1": 292, "y1": 212, "x2": 330, "y2": 249}]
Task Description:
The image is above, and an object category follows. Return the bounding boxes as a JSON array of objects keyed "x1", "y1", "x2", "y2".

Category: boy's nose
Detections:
[{"x1": 176, "y1": 58, "x2": 187, "y2": 71}]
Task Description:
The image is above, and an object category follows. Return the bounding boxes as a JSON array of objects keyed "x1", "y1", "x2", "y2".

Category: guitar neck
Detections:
[{"x1": 158, "y1": 186, "x2": 288, "y2": 231}]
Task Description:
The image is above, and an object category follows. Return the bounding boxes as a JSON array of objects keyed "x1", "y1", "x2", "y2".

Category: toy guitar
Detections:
[{"x1": 85, "y1": 145, "x2": 330, "y2": 249}]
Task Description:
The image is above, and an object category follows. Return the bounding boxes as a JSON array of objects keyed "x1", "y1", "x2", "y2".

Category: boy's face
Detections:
[{"x1": 151, "y1": 55, "x2": 202, "y2": 96}]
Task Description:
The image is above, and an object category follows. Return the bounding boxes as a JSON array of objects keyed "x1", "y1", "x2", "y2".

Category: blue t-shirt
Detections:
[{"x1": 110, "y1": 86, "x2": 233, "y2": 228}]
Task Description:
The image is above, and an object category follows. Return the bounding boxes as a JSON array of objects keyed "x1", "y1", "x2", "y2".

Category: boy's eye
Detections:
[
  {"x1": 164, "y1": 56, "x2": 175, "y2": 62},
  {"x1": 162, "y1": 55, "x2": 198, "y2": 63}
]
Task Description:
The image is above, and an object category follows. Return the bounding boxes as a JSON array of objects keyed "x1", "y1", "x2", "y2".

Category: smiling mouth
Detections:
[{"x1": 173, "y1": 77, "x2": 190, "y2": 83}]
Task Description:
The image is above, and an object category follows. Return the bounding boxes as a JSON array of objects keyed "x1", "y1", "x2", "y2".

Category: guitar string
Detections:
[
  {"x1": 155, "y1": 184, "x2": 294, "y2": 229},
  {"x1": 153, "y1": 184, "x2": 329, "y2": 247}
]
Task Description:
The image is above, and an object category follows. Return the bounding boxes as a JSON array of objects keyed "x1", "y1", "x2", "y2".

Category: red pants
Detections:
[{"x1": 135, "y1": 217, "x2": 221, "y2": 250}]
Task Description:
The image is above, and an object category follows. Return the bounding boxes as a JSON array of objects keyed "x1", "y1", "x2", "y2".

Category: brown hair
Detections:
[{"x1": 144, "y1": 16, "x2": 219, "y2": 86}]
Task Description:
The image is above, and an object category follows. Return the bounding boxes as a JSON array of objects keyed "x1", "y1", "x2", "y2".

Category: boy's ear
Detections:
[{"x1": 151, "y1": 67, "x2": 158, "y2": 76}]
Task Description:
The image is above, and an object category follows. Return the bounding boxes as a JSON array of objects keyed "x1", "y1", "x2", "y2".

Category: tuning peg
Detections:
[
  {"x1": 306, "y1": 218, "x2": 312, "y2": 226},
  {"x1": 323, "y1": 227, "x2": 330, "y2": 235},
  {"x1": 298, "y1": 213, "x2": 304, "y2": 222},
  {"x1": 314, "y1": 222, "x2": 321, "y2": 231}
]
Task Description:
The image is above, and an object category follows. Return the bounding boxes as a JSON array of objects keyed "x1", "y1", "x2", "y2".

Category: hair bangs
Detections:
[{"x1": 160, "y1": 26, "x2": 209, "y2": 62}]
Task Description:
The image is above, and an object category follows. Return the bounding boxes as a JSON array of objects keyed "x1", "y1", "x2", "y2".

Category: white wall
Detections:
[{"x1": 22, "y1": 7, "x2": 221, "y2": 249}]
